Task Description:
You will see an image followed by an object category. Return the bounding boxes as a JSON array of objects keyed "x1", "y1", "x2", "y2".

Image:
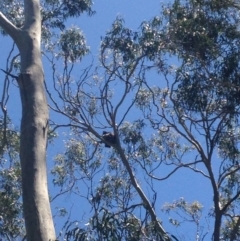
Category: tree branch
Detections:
[
  {"x1": 116, "y1": 143, "x2": 172, "y2": 241},
  {"x1": 0, "y1": 12, "x2": 20, "y2": 42}
]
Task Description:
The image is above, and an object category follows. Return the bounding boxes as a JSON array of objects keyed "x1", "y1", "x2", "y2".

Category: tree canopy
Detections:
[{"x1": 1, "y1": 0, "x2": 240, "y2": 240}]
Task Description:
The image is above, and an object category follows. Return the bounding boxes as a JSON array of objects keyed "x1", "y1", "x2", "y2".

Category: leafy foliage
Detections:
[
  {"x1": 2, "y1": 0, "x2": 240, "y2": 240},
  {"x1": 0, "y1": 118, "x2": 23, "y2": 239},
  {"x1": 47, "y1": 1, "x2": 240, "y2": 239},
  {"x1": 59, "y1": 27, "x2": 89, "y2": 62}
]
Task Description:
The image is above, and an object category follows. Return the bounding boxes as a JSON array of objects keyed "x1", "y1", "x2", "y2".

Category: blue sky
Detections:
[
  {"x1": 76, "y1": 0, "x2": 163, "y2": 51},
  {"x1": 47, "y1": 1, "x2": 214, "y2": 239}
]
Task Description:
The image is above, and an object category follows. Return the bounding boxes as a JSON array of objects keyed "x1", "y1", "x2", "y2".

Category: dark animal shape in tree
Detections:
[{"x1": 102, "y1": 131, "x2": 117, "y2": 148}]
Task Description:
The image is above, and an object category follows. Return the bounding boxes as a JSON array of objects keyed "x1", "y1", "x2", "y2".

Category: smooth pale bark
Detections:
[{"x1": 0, "y1": 0, "x2": 56, "y2": 240}]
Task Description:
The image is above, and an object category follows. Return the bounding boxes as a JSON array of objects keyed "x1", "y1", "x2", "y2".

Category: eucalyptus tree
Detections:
[
  {"x1": 49, "y1": 0, "x2": 240, "y2": 241},
  {"x1": 160, "y1": 1, "x2": 240, "y2": 240},
  {"x1": 2, "y1": 0, "x2": 240, "y2": 240},
  {"x1": 0, "y1": 0, "x2": 173, "y2": 240},
  {"x1": 0, "y1": 0, "x2": 93, "y2": 240}
]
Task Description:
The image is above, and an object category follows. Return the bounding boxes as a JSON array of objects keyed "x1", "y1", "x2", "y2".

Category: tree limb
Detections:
[
  {"x1": 116, "y1": 143, "x2": 172, "y2": 241},
  {"x1": 0, "y1": 12, "x2": 20, "y2": 42},
  {"x1": 0, "y1": 69, "x2": 18, "y2": 79}
]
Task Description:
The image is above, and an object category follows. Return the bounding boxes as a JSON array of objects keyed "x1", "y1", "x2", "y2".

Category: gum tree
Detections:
[
  {"x1": 0, "y1": 0, "x2": 173, "y2": 240},
  {"x1": 0, "y1": 0, "x2": 93, "y2": 240},
  {"x1": 0, "y1": 0, "x2": 55, "y2": 239},
  {"x1": 3, "y1": 0, "x2": 240, "y2": 240},
  {"x1": 48, "y1": 0, "x2": 240, "y2": 240}
]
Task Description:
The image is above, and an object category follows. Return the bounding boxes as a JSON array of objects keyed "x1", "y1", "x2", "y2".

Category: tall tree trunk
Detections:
[{"x1": 0, "y1": 0, "x2": 56, "y2": 240}]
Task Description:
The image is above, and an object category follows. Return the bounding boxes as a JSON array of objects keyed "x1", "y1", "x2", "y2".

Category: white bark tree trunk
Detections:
[{"x1": 0, "y1": 0, "x2": 56, "y2": 240}]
